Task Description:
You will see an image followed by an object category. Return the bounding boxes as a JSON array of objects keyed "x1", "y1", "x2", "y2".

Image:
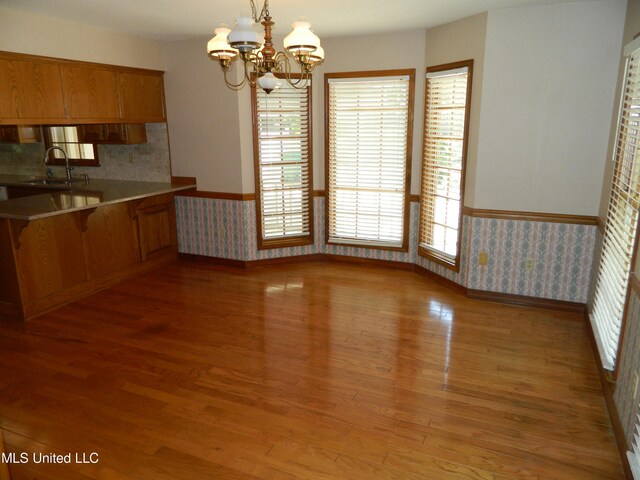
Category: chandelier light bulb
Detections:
[
  {"x1": 284, "y1": 20, "x2": 320, "y2": 56},
  {"x1": 207, "y1": 25, "x2": 239, "y2": 62}
]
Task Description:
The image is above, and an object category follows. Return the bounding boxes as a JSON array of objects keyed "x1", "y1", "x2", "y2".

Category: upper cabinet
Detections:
[
  {"x1": 0, "y1": 57, "x2": 66, "y2": 121},
  {"x1": 119, "y1": 72, "x2": 165, "y2": 123},
  {"x1": 60, "y1": 65, "x2": 121, "y2": 122},
  {"x1": 0, "y1": 51, "x2": 166, "y2": 125}
]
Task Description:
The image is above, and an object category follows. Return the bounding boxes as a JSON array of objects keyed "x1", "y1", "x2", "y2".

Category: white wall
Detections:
[
  {"x1": 475, "y1": 0, "x2": 626, "y2": 215},
  {"x1": 164, "y1": 39, "x2": 244, "y2": 192},
  {"x1": 312, "y1": 30, "x2": 427, "y2": 193},
  {"x1": 0, "y1": 7, "x2": 165, "y2": 70}
]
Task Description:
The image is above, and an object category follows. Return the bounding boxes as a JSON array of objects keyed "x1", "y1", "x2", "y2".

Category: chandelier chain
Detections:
[{"x1": 250, "y1": 0, "x2": 270, "y2": 22}]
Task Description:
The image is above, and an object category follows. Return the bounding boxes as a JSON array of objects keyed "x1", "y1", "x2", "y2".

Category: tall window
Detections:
[
  {"x1": 419, "y1": 60, "x2": 473, "y2": 270},
  {"x1": 252, "y1": 78, "x2": 313, "y2": 249},
  {"x1": 325, "y1": 70, "x2": 414, "y2": 250},
  {"x1": 590, "y1": 38, "x2": 640, "y2": 372}
]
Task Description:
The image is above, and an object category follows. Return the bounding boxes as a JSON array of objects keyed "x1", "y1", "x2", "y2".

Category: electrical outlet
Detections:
[
  {"x1": 524, "y1": 258, "x2": 535, "y2": 271},
  {"x1": 478, "y1": 252, "x2": 488, "y2": 266},
  {"x1": 634, "y1": 372, "x2": 639, "y2": 400}
]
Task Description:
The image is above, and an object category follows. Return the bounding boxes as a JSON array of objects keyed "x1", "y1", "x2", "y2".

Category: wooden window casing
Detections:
[
  {"x1": 252, "y1": 77, "x2": 313, "y2": 249},
  {"x1": 418, "y1": 60, "x2": 473, "y2": 271},
  {"x1": 324, "y1": 69, "x2": 415, "y2": 251},
  {"x1": 43, "y1": 126, "x2": 100, "y2": 167}
]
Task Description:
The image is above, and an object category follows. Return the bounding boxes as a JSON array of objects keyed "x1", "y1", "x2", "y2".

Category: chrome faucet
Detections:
[{"x1": 43, "y1": 146, "x2": 73, "y2": 184}]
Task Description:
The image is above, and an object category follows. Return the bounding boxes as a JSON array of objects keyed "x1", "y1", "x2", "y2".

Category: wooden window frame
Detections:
[
  {"x1": 251, "y1": 75, "x2": 314, "y2": 250},
  {"x1": 418, "y1": 60, "x2": 474, "y2": 272},
  {"x1": 43, "y1": 125, "x2": 100, "y2": 167},
  {"x1": 324, "y1": 69, "x2": 415, "y2": 252}
]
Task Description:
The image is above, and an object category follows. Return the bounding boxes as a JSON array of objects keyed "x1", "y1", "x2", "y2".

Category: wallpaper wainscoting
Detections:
[
  {"x1": 175, "y1": 196, "x2": 596, "y2": 304},
  {"x1": 466, "y1": 218, "x2": 596, "y2": 303},
  {"x1": 614, "y1": 288, "x2": 640, "y2": 447}
]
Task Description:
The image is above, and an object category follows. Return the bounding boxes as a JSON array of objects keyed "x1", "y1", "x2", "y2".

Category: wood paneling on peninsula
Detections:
[
  {"x1": 0, "y1": 51, "x2": 166, "y2": 125},
  {"x1": 0, "y1": 192, "x2": 177, "y2": 320}
]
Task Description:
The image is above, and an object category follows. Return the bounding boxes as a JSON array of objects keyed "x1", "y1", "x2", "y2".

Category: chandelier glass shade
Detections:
[{"x1": 207, "y1": 0, "x2": 324, "y2": 93}]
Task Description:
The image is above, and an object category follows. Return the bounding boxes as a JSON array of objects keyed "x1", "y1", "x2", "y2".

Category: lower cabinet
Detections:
[{"x1": 0, "y1": 193, "x2": 177, "y2": 320}]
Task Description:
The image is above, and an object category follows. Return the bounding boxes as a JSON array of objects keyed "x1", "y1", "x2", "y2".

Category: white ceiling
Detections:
[{"x1": 0, "y1": 0, "x2": 598, "y2": 41}]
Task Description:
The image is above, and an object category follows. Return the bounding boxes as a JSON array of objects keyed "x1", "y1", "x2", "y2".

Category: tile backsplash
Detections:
[{"x1": 0, "y1": 123, "x2": 171, "y2": 182}]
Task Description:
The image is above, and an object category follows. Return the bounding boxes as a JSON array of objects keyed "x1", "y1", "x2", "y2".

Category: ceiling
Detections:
[{"x1": 0, "y1": 0, "x2": 597, "y2": 41}]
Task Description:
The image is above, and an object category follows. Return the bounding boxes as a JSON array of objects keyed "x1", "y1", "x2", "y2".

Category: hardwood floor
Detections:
[{"x1": 0, "y1": 259, "x2": 624, "y2": 479}]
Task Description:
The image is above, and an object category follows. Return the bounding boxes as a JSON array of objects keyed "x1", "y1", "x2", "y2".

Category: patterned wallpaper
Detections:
[
  {"x1": 465, "y1": 217, "x2": 596, "y2": 303},
  {"x1": 175, "y1": 195, "x2": 597, "y2": 304}
]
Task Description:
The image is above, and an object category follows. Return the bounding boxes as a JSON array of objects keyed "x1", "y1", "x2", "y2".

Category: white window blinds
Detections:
[
  {"x1": 254, "y1": 81, "x2": 312, "y2": 245},
  {"x1": 419, "y1": 63, "x2": 471, "y2": 267},
  {"x1": 326, "y1": 74, "x2": 413, "y2": 248},
  {"x1": 629, "y1": 403, "x2": 640, "y2": 479},
  {"x1": 590, "y1": 40, "x2": 640, "y2": 371}
]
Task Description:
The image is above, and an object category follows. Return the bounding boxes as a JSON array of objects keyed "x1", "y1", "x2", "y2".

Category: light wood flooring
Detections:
[{"x1": 0, "y1": 260, "x2": 625, "y2": 479}]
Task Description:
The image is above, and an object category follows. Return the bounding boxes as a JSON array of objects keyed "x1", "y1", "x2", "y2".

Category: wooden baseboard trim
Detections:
[
  {"x1": 413, "y1": 264, "x2": 467, "y2": 295},
  {"x1": 322, "y1": 254, "x2": 414, "y2": 270},
  {"x1": 178, "y1": 252, "x2": 325, "y2": 268},
  {"x1": 178, "y1": 252, "x2": 587, "y2": 314},
  {"x1": 583, "y1": 310, "x2": 633, "y2": 479},
  {"x1": 466, "y1": 289, "x2": 586, "y2": 314}
]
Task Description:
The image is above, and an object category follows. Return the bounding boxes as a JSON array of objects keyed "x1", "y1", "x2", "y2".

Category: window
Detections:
[
  {"x1": 44, "y1": 126, "x2": 99, "y2": 167},
  {"x1": 418, "y1": 60, "x2": 473, "y2": 270},
  {"x1": 629, "y1": 403, "x2": 640, "y2": 480},
  {"x1": 590, "y1": 38, "x2": 640, "y2": 372},
  {"x1": 252, "y1": 78, "x2": 313, "y2": 249},
  {"x1": 325, "y1": 70, "x2": 414, "y2": 250}
]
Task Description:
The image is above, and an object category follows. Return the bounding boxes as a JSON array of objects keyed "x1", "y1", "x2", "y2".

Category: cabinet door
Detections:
[
  {"x1": 83, "y1": 203, "x2": 140, "y2": 279},
  {"x1": 78, "y1": 123, "x2": 147, "y2": 144},
  {"x1": 13, "y1": 60, "x2": 66, "y2": 121},
  {"x1": 0, "y1": 58, "x2": 17, "y2": 119},
  {"x1": 136, "y1": 194, "x2": 177, "y2": 262},
  {"x1": 61, "y1": 65, "x2": 121, "y2": 121},
  {"x1": 118, "y1": 72, "x2": 166, "y2": 122}
]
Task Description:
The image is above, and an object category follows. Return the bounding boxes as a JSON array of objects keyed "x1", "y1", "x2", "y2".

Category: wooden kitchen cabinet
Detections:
[
  {"x1": 136, "y1": 193, "x2": 177, "y2": 262},
  {"x1": 0, "y1": 125, "x2": 42, "y2": 144},
  {"x1": 0, "y1": 192, "x2": 178, "y2": 320},
  {"x1": 78, "y1": 123, "x2": 147, "y2": 144},
  {"x1": 0, "y1": 51, "x2": 166, "y2": 125},
  {"x1": 119, "y1": 71, "x2": 166, "y2": 122},
  {"x1": 60, "y1": 65, "x2": 121, "y2": 122},
  {"x1": 0, "y1": 57, "x2": 66, "y2": 122}
]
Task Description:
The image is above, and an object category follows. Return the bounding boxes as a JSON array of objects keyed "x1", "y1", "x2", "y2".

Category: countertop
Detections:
[{"x1": 0, "y1": 175, "x2": 196, "y2": 220}]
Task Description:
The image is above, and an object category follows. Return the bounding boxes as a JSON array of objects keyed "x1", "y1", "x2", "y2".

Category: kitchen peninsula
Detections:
[{"x1": 0, "y1": 175, "x2": 195, "y2": 320}]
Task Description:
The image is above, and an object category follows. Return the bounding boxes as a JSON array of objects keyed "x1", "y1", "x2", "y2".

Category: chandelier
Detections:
[{"x1": 207, "y1": 0, "x2": 324, "y2": 94}]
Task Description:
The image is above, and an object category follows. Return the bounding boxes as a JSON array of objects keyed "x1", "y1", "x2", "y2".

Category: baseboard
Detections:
[
  {"x1": 466, "y1": 289, "x2": 586, "y2": 314},
  {"x1": 583, "y1": 310, "x2": 633, "y2": 479},
  {"x1": 179, "y1": 252, "x2": 324, "y2": 268},
  {"x1": 413, "y1": 264, "x2": 467, "y2": 295}
]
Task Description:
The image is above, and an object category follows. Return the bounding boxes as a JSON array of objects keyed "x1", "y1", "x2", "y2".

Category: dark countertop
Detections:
[{"x1": 0, "y1": 175, "x2": 195, "y2": 220}]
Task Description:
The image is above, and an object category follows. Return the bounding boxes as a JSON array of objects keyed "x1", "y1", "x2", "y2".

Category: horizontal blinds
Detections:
[
  {"x1": 590, "y1": 46, "x2": 640, "y2": 371},
  {"x1": 327, "y1": 75, "x2": 410, "y2": 247},
  {"x1": 256, "y1": 81, "x2": 311, "y2": 240},
  {"x1": 419, "y1": 66, "x2": 470, "y2": 261},
  {"x1": 629, "y1": 405, "x2": 640, "y2": 480}
]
